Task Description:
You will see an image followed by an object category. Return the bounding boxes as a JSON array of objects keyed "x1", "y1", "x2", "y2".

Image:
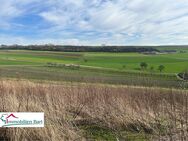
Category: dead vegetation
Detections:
[{"x1": 0, "y1": 80, "x2": 187, "y2": 141}]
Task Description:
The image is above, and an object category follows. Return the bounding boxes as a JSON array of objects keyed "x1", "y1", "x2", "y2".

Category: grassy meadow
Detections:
[
  {"x1": 0, "y1": 49, "x2": 187, "y2": 88},
  {"x1": 0, "y1": 50, "x2": 188, "y2": 73}
]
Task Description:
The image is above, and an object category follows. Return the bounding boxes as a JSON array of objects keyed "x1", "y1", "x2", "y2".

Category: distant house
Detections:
[
  {"x1": 142, "y1": 51, "x2": 158, "y2": 55},
  {"x1": 160, "y1": 50, "x2": 177, "y2": 54}
]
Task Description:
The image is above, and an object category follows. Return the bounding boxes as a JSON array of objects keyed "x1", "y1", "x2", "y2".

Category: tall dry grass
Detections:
[{"x1": 0, "y1": 80, "x2": 187, "y2": 140}]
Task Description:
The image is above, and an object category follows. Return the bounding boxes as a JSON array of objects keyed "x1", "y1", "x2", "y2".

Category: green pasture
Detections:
[
  {"x1": 0, "y1": 50, "x2": 187, "y2": 74},
  {"x1": 0, "y1": 49, "x2": 187, "y2": 88}
]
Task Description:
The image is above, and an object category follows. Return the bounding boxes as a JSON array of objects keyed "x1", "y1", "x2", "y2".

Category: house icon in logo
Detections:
[
  {"x1": 6, "y1": 114, "x2": 18, "y2": 124},
  {"x1": 0, "y1": 114, "x2": 18, "y2": 124}
]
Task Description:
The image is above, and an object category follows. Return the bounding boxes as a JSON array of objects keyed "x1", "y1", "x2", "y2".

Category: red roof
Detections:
[{"x1": 6, "y1": 114, "x2": 18, "y2": 119}]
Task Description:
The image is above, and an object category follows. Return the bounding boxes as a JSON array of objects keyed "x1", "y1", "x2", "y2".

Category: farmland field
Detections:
[
  {"x1": 0, "y1": 50, "x2": 188, "y2": 73},
  {"x1": 0, "y1": 49, "x2": 187, "y2": 88}
]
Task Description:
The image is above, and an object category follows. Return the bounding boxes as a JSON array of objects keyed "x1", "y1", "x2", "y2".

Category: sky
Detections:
[{"x1": 0, "y1": 0, "x2": 188, "y2": 45}]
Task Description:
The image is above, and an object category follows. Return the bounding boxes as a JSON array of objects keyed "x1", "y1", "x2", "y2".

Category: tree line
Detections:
[{"x1": 0, "y1": 45, "x2": 159, "y2": 53}]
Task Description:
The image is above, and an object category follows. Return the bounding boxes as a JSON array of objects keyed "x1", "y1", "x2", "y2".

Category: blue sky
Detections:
[{"x1": 1, "y1": 0, "x2": 188, "y2": 45}]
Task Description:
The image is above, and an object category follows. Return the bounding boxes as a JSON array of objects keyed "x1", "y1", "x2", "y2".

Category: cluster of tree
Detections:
[
  {"x1": 140, "y1": 62, "x2": 165, "y2": 73},
  {"x1": 0, "y1": 45, "x2": 160, "y2": 53}
]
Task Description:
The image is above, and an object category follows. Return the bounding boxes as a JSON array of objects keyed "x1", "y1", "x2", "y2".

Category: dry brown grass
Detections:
[{"x1": 0, "y1": 80, "x2": 187, "y2": 141}]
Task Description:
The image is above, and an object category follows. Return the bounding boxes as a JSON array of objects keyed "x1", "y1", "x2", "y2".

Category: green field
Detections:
[
  {"x1": 0, "y1": 49, "x2": 187, "y2": 88},
  {"x1": 1, "y1": 50, "x2": 188, "y2": 73}
]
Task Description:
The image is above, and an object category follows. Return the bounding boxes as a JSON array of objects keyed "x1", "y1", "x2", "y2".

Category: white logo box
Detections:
[{"x1": 0, "y1": 112, "x2": 44, "y2": 127}]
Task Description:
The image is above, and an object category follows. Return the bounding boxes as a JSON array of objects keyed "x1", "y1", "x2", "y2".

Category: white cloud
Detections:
[
  {"x1": 0, "y1": 0, "x2": 43, "y2": 28},
  {"x1": 1, "y1": 0, "x2": 188, "y2": 45},
  {"x1": 0, "y1": 34, "x2": 89, "y2": 45}
]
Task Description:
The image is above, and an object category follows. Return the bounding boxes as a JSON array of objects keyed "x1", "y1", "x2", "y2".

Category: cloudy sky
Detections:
[{"x1": 0, "y1": 0, "x2": 188, "y2": 45}]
